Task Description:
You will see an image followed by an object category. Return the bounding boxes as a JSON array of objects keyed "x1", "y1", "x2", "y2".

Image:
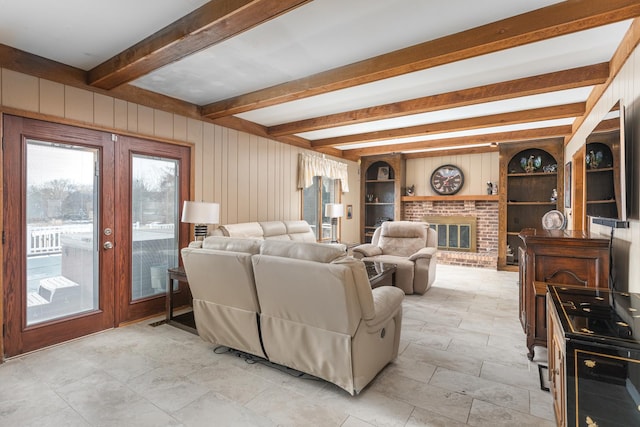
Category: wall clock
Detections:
[{"x1": 430, "y1": 164, "x2": 464, "y2": 195}]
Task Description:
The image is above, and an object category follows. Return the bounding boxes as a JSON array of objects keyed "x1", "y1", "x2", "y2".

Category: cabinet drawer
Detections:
[{"x1": 572, "y1": 348, "x2": 640, "y2": 427}]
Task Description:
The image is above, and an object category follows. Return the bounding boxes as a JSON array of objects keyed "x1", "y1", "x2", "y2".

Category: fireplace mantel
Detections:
[{"x1": 401, "y1": 195, "x2": 499, "y2": 202}]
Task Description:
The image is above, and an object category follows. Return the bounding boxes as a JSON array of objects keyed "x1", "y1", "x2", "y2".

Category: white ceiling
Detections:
[
  {"x1": 0, "y1": 0, "x2": 210, "y2": 70},
  {"x1": 0, "y1": 0, "x2": 636, "y2": 157}
]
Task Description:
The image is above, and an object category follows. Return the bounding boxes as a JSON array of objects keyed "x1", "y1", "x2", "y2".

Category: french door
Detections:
[{"x1": 2, "y1": 116, "x2": 190, "y2": 357}]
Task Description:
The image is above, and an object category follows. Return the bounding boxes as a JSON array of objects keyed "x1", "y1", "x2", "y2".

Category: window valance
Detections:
[{"x1": 297, "y1": 153, "x2": 349, "y2": 192}]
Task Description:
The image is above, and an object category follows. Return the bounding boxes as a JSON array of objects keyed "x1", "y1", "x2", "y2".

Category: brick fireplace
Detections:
[{"x1": 403, "y1": 199, "x2": 498, "y2": 268}]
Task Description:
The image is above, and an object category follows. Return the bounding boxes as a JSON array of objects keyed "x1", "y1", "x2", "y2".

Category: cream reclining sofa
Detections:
[
  {"x1": 353, "y1": 221, "x2": 437, "y2": 295},
  {"x1": 211, "y1": 220, "x2": 317, "y2": 241},
  {"x1": 181, "y1": 237, "x2": 404, "y2": 395}
]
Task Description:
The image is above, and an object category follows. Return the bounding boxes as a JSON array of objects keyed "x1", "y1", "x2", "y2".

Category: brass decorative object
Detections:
[{"x1": 584, "y1": 360, "x2": 597, "y2": 368}]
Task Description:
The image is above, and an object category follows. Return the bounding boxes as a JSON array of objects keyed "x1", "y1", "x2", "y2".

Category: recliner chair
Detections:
[
  {"x1": 181, "y1": 237, "x2": 266, "y2": 358},
  {"x1": 353, "y1": 221, "x2": 437, "y2": 294}
]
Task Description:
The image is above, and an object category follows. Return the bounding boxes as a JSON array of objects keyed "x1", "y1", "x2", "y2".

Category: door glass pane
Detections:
[
  {"x1": 321, "y1": 178, "x2": 337, "y2": 240},
  {"x1": 26, "y1": 140, "x2": 99, "y2": 325},
  {"x1": 302, "y1": 177, "x2": 337, "y2": 241},
  {"x1": 131, "y1": 155, "x2": 179, "y2": 300},
  {"x1": 303, "y1": 176, "x2": 319, "y2": 238}
]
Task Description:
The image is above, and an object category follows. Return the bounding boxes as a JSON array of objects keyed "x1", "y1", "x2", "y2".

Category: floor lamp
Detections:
[
  {"x1": 325, "y1": 203, "x2": 344, "y2": 243},
  {"x1": 181, "y1": 201, "x2": 220, "y2": 241}
]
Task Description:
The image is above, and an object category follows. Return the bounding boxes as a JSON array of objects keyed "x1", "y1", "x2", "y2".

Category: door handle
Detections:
[{"x1": 103, "y1": 241, "x2": 113, "y2": 250}]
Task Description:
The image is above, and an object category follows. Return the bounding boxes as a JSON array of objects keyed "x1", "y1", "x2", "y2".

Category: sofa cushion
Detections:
[
  {"x1": 378, "y1": 221, "x2": 428, "y2": 257},
  {"x1": 259, "y1": 221, "x2": 290, "y2": 240},
  {"x1": 260, "y1": 240, "x2": 345, "y2": 263},
  {"x1": 219, "y1": 222, "x2": 264, "y2": 239},
  {"x1": 284, "y1": 220, "x2": 317, "y2": 242},
  {"x1": 201, "y1": 236, "x2": 262, "y2": 254}
]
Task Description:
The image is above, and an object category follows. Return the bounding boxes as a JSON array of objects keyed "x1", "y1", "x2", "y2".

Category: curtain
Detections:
[{"x1": 297, "y1": 153, "x2": 349, "y2": 192}]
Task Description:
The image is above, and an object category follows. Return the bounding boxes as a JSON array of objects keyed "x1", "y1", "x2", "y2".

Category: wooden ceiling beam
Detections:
[
  {"x1": 403, "y1": 146, "x2": 499, "y2": 159},
  {"x1": 268, "y1": 63, "x2": 609, "y2": 136},
  {"x1": 342, "y1": 125, "x2": 572, "y2": 158},
  {"x1": 88, "y1": 0, "x2": 311, "y2": 89},
  {"x1": 311, "y1": 103, "x2": 584, "y2": 148},
  {"x1": 211, "y1": 116, "x2": 318, "y2": 151},
  {"x1": 202, "y1": 0, "x2": 640, "y2": 119}
]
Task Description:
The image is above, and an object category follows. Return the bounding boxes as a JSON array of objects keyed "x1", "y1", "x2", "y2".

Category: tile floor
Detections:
[{"x1": 0, "y1": 264, "x2": 555, "y2": 426}]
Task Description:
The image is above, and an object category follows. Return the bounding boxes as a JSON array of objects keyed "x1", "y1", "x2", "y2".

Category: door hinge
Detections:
[
  {"x1": 1, "y1": 231, "x2": 4, "y2": 244},
  {"x1": 111, "y1": 134, "x2": 118, "y2": 142}
]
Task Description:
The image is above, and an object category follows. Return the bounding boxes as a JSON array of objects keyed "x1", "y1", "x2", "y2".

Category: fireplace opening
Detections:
[{"x1": 422, "y1": 216, "x2": 477, "y2": 252}]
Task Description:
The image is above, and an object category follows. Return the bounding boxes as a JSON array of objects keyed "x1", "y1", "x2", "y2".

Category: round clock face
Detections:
[{"x1": 430, "y1": 164, "x2": 464, "y2": 195}]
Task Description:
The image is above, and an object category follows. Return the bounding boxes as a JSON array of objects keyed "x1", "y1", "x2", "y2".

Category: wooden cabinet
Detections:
[
  {"x1": 498, "y1": 138, "x2": 563, "y2": 270},
  {"x1": 518, "y1": 229, "x2": 609, "y2": 360},
  {"x1": 547, "y1": 284, "x2": 640, "y2": 427},
  {"x1": 547, "y1": 293, "x2": 566, "y2": 427},
  {"x1": 360, "y1": 154, "x2": 404, "y2": 243}
]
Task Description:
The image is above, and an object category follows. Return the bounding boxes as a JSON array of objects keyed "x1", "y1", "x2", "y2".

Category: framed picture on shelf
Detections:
[
  {"x1": 564, "y1": 161, "x2": 572, "y2": 208},
  {"x1": 346, "y1": 204, "x2": 353, "y2": 219},
  {"x1": 377, "y1": 166, "x2": 389, "y2": 180}
]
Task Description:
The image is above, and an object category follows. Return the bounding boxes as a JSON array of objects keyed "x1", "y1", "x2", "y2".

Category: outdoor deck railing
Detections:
[
  {"x1": 27, "y1": 223, "x2": 175, "y2": 256},
  {"x1": 28, "y1": 224, "x2": 93, "y2": 255}
]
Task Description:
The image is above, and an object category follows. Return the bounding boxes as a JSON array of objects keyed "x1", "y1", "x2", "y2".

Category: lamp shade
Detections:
[
  {"x1": 181, "y1": 201, "x2": 220, "y2": 224},
  {"x1": 325, "y1": 203, "x2": 344, "y2": 218}
]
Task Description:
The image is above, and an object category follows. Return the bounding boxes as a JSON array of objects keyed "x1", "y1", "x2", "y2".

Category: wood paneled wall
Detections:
[
  {"x1": 565, "y1": 42, "x2": 640, "y2": 292},
  {"x1": 405, "y1": 152, "x2": 499, "y2": 197},
  {"x1": 0, "y1": 68, "x2": 361, "y2": 242}
]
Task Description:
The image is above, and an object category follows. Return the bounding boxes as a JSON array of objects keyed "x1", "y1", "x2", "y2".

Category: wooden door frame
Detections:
[{"x1": 572, "y1": 148, "x2": 586, "y2": 231}]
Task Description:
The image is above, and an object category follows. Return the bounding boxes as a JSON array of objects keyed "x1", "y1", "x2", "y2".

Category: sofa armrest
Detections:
[
  {"x1": 364, "y1": 286, "x2": 404, "y2": 331},
  {"x1": 188, "y1": 241, "x2": 203, "y2": 248},
  {"x1": 408, "y1": 247, "x2": 437, "y2": 261},
  {"x1": 352, "y1": 244, "x2": 382, "y2": 259}
]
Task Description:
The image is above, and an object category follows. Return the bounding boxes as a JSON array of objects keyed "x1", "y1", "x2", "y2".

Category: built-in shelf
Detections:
[
  {"x1": 587, "y1": 200, "x2": 616, "y2": 204},
  {"x1": 585, "y1": 139, "x2": 619, "y2": 220},
  {"x1": 361, "y1": 155, "x2": 403, "y2": 243},
  {"x1": 507, "y1": 201, "x2": 556, "y2": 206},
  {"x1": 401, "y1": 195, "x2": 499, "y2": 202},
  {"x1": 498, "y1": 140, "x2": 563, "y2": 270},
  {"x1": 507, "y1": 172, "x2": 557, "y2": 178},
  {"x1": 586, "y1": 167, "x2": 614, "y2": 173}
]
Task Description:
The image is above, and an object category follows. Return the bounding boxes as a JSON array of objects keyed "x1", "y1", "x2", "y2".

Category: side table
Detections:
[
  {"x1": 364, "y1": 261, "x2": 396, "y2": 288},
  {"x1": 166, "y1": 266, "x2": 197, "y2": 334}
]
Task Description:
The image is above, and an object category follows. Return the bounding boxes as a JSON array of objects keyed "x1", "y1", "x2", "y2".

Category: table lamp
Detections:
[
  {"x1": 325, "y1": 203, "x2": 344, "y2": 243},
  {"x1": 181, "y1": 201, "x2": 220, "y2": 240}
]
